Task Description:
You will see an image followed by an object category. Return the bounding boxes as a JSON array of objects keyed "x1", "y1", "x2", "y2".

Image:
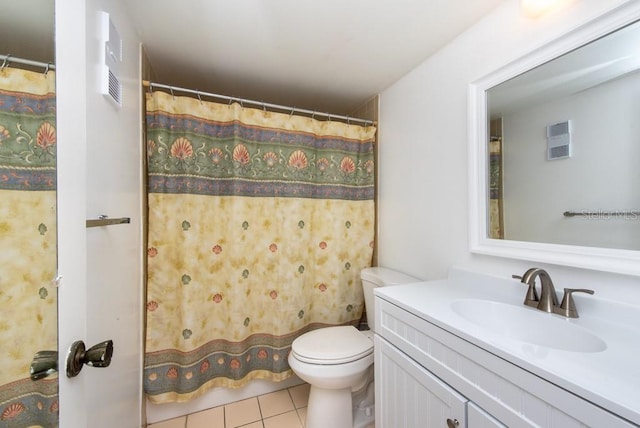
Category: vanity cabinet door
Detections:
[
  {"x1": 468, "y1": 403, "x2": 507, "y2": 428},
  {"x1": 375, "y1": 336, "x2": 467, "y2": 428}
]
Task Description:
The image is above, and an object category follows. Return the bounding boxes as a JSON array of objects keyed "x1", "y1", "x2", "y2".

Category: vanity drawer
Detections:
[{"x1": 376, "y1": 297, "x2": 636, "y2": 428}]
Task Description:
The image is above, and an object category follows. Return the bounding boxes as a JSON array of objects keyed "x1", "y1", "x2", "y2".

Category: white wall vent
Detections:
[
  {"x1": 546, "y1": 120, "x2": 571, "y2": 160},
  {"x1": 101, "y1": 12, "x2": 123, "y2": 107}
]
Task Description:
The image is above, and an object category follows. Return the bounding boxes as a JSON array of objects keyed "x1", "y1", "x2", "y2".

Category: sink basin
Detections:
[{"x1": 451, "y1": 299, "x2": 607, "y2": 353}]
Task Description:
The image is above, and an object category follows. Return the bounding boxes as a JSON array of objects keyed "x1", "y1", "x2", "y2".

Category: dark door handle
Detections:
[
  {"x1": 30, "y1": 350, "x2": 58, "y2": 380},
  {"x1": 66, "y1": 340, "x2": 113, "y2": 377}
]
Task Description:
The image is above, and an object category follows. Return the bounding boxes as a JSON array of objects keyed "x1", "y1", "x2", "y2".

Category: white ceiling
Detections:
[
  {"x1": 125, "y1": 0, "x2": 504, "y2": 115},
  {"x1": 0, "y1": 0, "x2": 505, "y2": 116}
]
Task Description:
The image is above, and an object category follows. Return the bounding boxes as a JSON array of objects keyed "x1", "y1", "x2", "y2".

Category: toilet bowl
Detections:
[
  {"x1": 288, "y1": 267, "x2": 418, "y2": 428},
  {"x1": 289, "y1": 325, "x2": 374, "y2": 428}
]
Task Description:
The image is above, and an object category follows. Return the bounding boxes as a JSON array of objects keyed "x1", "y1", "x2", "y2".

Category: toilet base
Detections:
[
  {"x1": 305, "y1": 380, "x2": 376, "y2": 428},
  {"x1": 306, "y1": 385, "x2": 353, "y2": 428}
]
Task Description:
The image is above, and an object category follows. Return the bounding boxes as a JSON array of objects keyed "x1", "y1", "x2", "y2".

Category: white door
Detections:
[{"x1": 56, "y1": 0, "x2": 143, "y2": 426}]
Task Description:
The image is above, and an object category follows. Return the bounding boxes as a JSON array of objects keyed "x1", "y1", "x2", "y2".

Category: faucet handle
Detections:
[
  {"x1": 512, "y1": 273, "x2": 539, "y2": 307},
  {"x1": 554, "y1": 288, "x2": 594, "y2": 318}
]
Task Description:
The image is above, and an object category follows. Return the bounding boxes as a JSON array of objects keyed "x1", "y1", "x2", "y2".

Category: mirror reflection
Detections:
[
  {"x1": 487, "y1": 19, "x2": 640, "y2": 251},
  {"x1": 0, "y1": 0, "x2": 58, "y2": 426}
]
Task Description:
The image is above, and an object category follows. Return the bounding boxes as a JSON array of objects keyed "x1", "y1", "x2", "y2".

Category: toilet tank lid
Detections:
[{"x1": 360, "y1": 267, "x2": 419, "y2": 286}]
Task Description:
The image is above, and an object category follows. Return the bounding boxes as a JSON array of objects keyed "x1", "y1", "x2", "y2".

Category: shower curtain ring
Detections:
[
  {"x1": 196, "y1": 90, "x2": 202, "y2": 104},
  {"x1": 289, "y1": 108, "x2": 295, "y2": 118},
  {"x1": 169, "y1": 86, "x2": 175, "y2": 99},
  {"x1": 43, "y1": 63, "x2": 51, "y2": 76},
  {"x1": 327, "y1": 113, "x2": 331, "y2": 122},
  {"x1": 1, "y1": 55, "x2": 10, "y2": 71}
]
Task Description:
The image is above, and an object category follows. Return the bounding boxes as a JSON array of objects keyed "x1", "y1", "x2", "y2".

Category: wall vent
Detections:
[
  {"x1": 101, "y1": 12, "x2": 122, "y2": 107},
  {"x1": 107, "y1": 69, "x2": 122, "y2": 106},
  {"x1": 546, "y1": 120, "x2": 571, "y2": 160}
]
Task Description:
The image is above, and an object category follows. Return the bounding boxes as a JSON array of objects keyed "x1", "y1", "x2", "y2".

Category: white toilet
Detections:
[{"x1": 288, "y1": 267, "x2": 418, "y2": 428}]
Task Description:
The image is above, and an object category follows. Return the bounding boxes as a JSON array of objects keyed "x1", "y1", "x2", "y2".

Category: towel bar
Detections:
[
  {"x1": 86, "y1": 217, "x2": 131, "y2": 228},
  {"x1": 563, "y1": 211, "x2": 639, "y2": 218}
]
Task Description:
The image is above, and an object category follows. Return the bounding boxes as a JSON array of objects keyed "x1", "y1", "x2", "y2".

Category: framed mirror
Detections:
[{"x1": 469, "y1": 2, "x2": 640, "y2": 276}]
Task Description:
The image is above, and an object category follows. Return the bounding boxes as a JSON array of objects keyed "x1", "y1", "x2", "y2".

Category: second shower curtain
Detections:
[
  {"x1": 0, "y1": 67, "x2": 57, "y2": 427},
  {"x1": 144, "y1": 91, "x2": 376, "y2": 403}
]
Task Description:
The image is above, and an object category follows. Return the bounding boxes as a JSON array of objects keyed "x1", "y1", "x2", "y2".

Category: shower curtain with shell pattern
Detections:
[
  {"x1": 0, "y1": 68, "x2": 58, "y2": 427},
  {"x1": 144, "y1": 91, "x2": 376, "y2": 403}
]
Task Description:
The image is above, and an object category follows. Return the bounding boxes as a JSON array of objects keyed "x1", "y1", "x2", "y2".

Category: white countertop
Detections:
[{"x1": 374, "y1": 267, "x2": 640, "y2": 426}]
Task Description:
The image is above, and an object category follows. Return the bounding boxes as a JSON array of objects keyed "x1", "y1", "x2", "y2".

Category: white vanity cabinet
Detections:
[
  {"x1": 376, "y1": 336, "x2": 504, "y2": 428},
  {"x1": 374, "y1": 295, "x2": 636, "y2": 428}
]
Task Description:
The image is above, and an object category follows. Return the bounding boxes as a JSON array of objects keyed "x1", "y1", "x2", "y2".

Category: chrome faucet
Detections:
[{"x1": 513, "y1": 268, "x2": 594, "y2": 318}]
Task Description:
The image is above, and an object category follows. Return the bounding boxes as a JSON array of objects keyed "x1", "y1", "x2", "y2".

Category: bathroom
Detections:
[{"x1": 1, "y1": 0, "x2": 639, "y2": 427}]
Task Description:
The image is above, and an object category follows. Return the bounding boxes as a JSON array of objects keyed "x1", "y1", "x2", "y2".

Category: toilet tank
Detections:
[{"x1": 360, "y1": 267, "x2": 418, "y2": 332}]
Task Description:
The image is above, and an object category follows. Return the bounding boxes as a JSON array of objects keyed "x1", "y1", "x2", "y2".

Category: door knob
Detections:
[
  {"x1": 30, "y1": 350, "x2": 58, "y2": 380},
  {"x1": 66, "y1": 340, "x2": 113, "y2": 378}
]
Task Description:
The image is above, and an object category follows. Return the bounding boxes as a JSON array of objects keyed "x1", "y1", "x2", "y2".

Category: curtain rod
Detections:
[
  {"x1": 142, "y1": 80, "x2": 375, "y2": 126},
  {"x1": 1, "y1": 54, "x2": 55, "y2": 72}
]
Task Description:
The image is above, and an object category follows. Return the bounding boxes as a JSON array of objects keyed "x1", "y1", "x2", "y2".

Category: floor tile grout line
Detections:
[
  {"x1": 259, "y1": 388, "x2": 299, "y2": 420},
  {"x1": 222, "y1": 405, "x2": 226, "y2": 428},
  {"x1": 286, "y1": 387, "x2": 295, "y2": 409},
  {"x1": 236, "y1": 419, "x2": 265, "y2": 428},
  {"x1": 256, "y1": 393, "x2": 265, "y2": 423},
  {"x1": 286, "y1": 387, "x2": 305, "y2": 427},
  {"x1": 228, "y1": 397, "x2": 262, "y2": 428},
  {"x1": 290, "y1": 386, "x2": 306, "y2": 427},
  {"x1": 294, "y1": 408, "x2": 305, "y2": 428},
  {"x1": 223, "y1": 403, "x2": 228, "y2": 428},
  {"x1": 290, "y1": 384, "x2": 310, "y2": 410}
]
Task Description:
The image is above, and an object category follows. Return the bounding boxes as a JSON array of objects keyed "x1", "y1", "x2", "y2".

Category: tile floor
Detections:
[{"x1": 147, "y1": 383, "x2": 310, "y2": 428}]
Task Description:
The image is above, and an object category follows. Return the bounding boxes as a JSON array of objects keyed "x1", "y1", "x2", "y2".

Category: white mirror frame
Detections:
[{"x1": 469, "y1": 1, "x2": 640, "y2": 277}]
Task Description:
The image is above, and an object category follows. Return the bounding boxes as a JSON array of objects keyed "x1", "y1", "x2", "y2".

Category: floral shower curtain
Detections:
[
  {"x1": 0, "y1": 68, "x2": 58, "y2": 426},
  {"x1": 144, "y1": 91, "x2": 376, "y2": 403}
]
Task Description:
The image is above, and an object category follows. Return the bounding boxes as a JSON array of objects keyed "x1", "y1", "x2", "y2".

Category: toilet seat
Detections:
[{"x1": 291, "y1": 326, "x2": 373, "y2": 365}]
